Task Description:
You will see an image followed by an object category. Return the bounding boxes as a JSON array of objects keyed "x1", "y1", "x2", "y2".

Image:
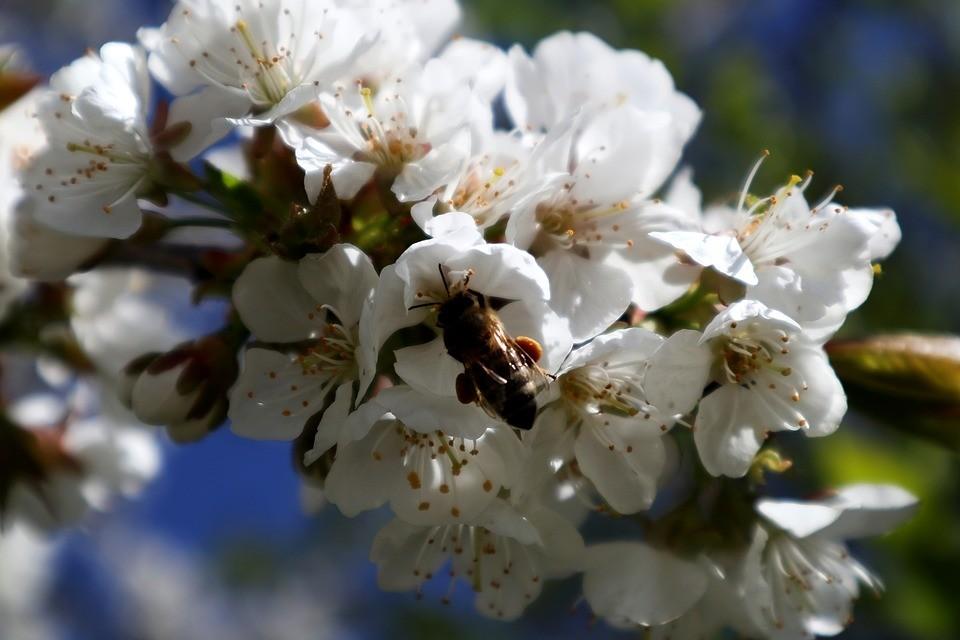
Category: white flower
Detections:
[
  {"x1": 534, "y1": 328, "x2": 710, "y2": 514},
  {"x1": 69, "y1": 268, "x2": 193, "y2": 380},
  {"x1": 410, "y1": 123, "x2": 571, "y2": 233},
  {"x1": 229, "y1": 244, "x2": 378, "y2": 441},
  {"x1": 371, "y1": 500, "x2": 583, "y2": 620},
  {"x1": 0, "y1": 524, "x2": 56, "y2": 640},
  {"x1": 584, "y1": 542, "x2": 756, "y2": 639},
  {"x1": 692, "y1": 300, "x2": 847, "y2": 478},
  {"x1": 505, "y1": 104, "x2": 701, "y2": 342},
  {"x1": 0, "y1": 89, "x2": 110, "y2": 282},
  {"x1": 505, "y1": 30, "x2": 701, "y2": 144},
  {"x1": 370, "y1": 214, "x2": 572, "y2": 413},
  {"x1": 2, "y1": 380, "x2": 161, "y2": 532},
  {"x1": 142, "y1": 0, "x2": 371, "y2": 132},
  {"x1": 334, "y1": 0, "x2": 462, "y2": 87},
  {"x1": 24, "y1": 43, "x2": 156, "y2": 239},
  {"x1": 651, "y1": 169, "x2": 898, "y2": 342},
  {"x1": 321, "y1": 394, "x2": 527, "y2": 525},
  {"x1": 286, "y1": 60, "x2": 484, "y2": 203},
  {"x1": 741, "y1": 484, "x2": 918, "y2": 639}
]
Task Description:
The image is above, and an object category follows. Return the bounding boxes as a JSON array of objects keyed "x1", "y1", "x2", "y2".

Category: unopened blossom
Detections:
[
  {"x1": 505, "y1": 30, "x2": 701, "y2": 144},
  {"x1": 533, "y1": 328, "x2": 709, "y2": 514},
  {"x1": 692, "y1": 300, "x2": 846, "y2": 478},
  {"x1": 143, "y1": 0, "x2": 371, "y2": 134},
  {"x1": 652, "y1": 169, "x2": 900, "y2": 341},
  {"x1": 371, "y1": 213, "x2": 571, "y2": 406},
  {"x1": 23, "y1": 43, "x2": 158, "y2": 239},
  {"x1": 319, "y1": 393, "x2": 527, "y2": 525},
  {"x1": 371, "y1": 500, "x2": 583, "y2": 620},
  {"x1": 741, "y1": 484, "x2": 918, "y2": 639},
  {"x1": 506, "y1": 104, "x2": 701, "y2": 341},
  {"x1": 229, "y1": 244, "x2": 378, "y2": 442}
]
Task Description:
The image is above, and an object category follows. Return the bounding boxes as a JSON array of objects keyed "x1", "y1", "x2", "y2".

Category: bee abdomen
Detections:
[{"x1": 500, "y1": 379, "x2": 538, "y2": 430}]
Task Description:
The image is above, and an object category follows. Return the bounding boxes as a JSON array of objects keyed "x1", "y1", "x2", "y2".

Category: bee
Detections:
[{"x1": 413, "y1": 265, "x2": 550, "y2": 430}]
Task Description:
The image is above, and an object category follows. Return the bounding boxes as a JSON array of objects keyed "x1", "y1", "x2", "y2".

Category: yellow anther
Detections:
[{"x1": 359, "y1": 86, "x2": 375, "y2": 116}]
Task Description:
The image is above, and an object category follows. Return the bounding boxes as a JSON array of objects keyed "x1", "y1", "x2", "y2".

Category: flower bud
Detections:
[{"x1": 124, "y1": 335, "x2": 239, "y2": 440}]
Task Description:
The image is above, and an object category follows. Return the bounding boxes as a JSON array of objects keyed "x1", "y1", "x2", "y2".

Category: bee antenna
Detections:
[
  {"x1": 407, "y1": 302, "x2": 437, "y2": 311},
  {"x1": 438, "y1": 263, "x2": 450, "y2": 295}
]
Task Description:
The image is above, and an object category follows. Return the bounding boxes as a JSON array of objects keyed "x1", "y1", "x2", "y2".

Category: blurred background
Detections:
[{"x1": 2, "y1": 0, "x2": 959, "y2": 638}]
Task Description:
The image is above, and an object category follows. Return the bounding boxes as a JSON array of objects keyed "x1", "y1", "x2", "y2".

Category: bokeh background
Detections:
[{"x1": 2, "y1": 0, "x2": 959, "y2": 638}]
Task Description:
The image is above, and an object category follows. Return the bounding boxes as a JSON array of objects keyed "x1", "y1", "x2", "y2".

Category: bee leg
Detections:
[
  {"x1": 455, "y1": 373, "x2": 478, "y2": 405},
  {"x1": 515, "y1": 336, "x2": 544, "y2": 363}
]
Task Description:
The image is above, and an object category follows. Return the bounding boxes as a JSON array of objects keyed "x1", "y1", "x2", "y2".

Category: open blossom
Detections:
[
  {"x1": 410, "y1": 123, "x2": 572, "y2": 234},
  {"x1": 1, "y1": 378, "x2": 161, "y2": 532},
  {"x1": 142, "y1": 0, "x2": 371, "y2": 134},
  {"x1": 652, "y1": 169, "x2": 900, "y2": 342},
  {"x1": 318, "y1": 391, "x2": 527, "y2": 525},
  {"x1": 0, "y1": 89, "x2": 110, "y2": 282},
  {"x1": 505, "y1": 30, "x2": 701, "y2": 145},
  {"x1": 741, "y1": 484, "x2": 918, "y2": 638},
  {"x1": 371, "y1": 500, "x2": 583, "y2": 620},
  {"x1": 23, "y1": 43, "x2": 158, "y2": 239},
  {"x1": 286, "y1": 57, "x2": 491, "y2": 203},
  {"x1": 335, "y1": 0, "x2": 462, "y2": 87},
  {"x1": 371, "y1": 213, "x2": 572, "y2": 405},
  {"x1": 690, "y1": 300, "x2": 846, "y2": 478},
  {"x1": 229, "y1": 244, "x2": 378, "y2": 442},
  {"x1": 533, "y1": 328, "x2": 709, "y2": 514},
  {"x1": 506, "y1": 104, "x2": 701, "y2": 342}
]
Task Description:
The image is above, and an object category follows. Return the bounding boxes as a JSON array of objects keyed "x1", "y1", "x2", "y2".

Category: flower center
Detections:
[
  {"x1": 532, "y1": 198, "x2": 633, "y2": 255},
  {"x1": 355, "y1": 87, "x2": 431, "y2": 172},
  {"x1": 296, "y1": 322, "x2": 358, "y2": 382},
  {"x1": 233, "y1": 19, "x2": 296, "y2": 105},
  {"x1": 559, "y1": 364, "x2": 649, "y2": 419},
  {"x1": 719, "y1": 335, "x2": 791, "y2": 384},
  {"x1": 450, "y1": 163, "x2": 512, "y2": 224}
]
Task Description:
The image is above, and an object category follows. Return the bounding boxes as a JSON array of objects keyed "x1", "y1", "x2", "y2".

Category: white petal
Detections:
[
  {"x1": 538, "y1": 251, "x2": 633, "y2": 343},
  {"x1": 694, "y1": 385, "x2": 767, "y2": 478},
  {"x1": 371, "y1": 386, "x2": 493, "y2": 439},
  {"x1": 445, "y1": 243, "x2": 551, "y2": 302},
  {"x1": 393, "y1": 128, "x2": 471, "y2": 202},
  {"x1": 232, "y1": 256, "x2": 321, "y2": 342},
  {"x1": 756, "y1": 500, "x2": 845, "y2": 539},
  {"x1": 393, "y1": 337, "x2": 462, "y2": 397},
  {"x1": 297, "y1": 244, "x2": 377, "y2": 330},
  {"x1": 644, "y1": 329, "x2": 712, "y2": 418},
  {"x1": 228, "y1": 349, "x2": 328, "y2": 441},
  {"x1": 584, "y1": 542, "x2": 708, "y2": 627},
  {"x1": 575, "y1": 421, "x2": 666, "y2": 514},
  {"x1": 166, "y1": 87, "x2": 251, "y2": 162},
  {"x1": 650, "y1": 230, "x2": 758, "y2": 285},
  {"x1": 324, "y1": 419, "x2": 398, "y2": 517}
]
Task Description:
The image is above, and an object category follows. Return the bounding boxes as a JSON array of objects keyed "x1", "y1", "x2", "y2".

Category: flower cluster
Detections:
[{"x1": 1, "y1": 0, "x2": 920, "y2": 635}]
